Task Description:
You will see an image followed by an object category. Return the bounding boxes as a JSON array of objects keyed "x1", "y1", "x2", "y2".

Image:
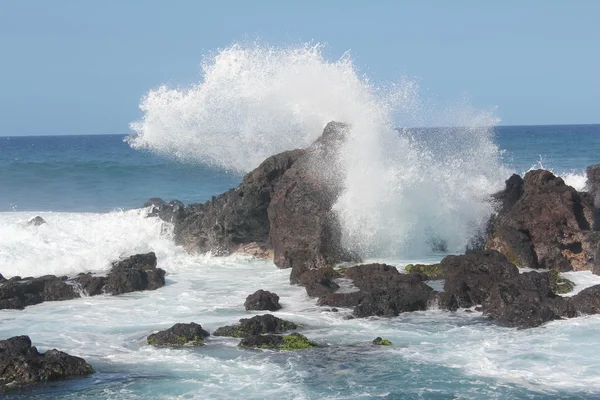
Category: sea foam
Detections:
[{"x1": 128, "y1": 42, "x2": 510, "y2": 258}]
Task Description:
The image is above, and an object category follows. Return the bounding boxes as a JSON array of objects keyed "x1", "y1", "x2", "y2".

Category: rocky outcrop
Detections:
[
  {"x1": 0, "y1": 275, "x2": 79, "y2": 310},
  {"x1": 297, "y1": 267, "x2": 341, "y2": 298},
  {"x1": 213, "y1": 314, "x2": 297, "y2": 338},
  {"x1": 0, "y1": 335, "x2": 93, "y2": 388},
  {"x1": 268, "y1": 122, "x2": 361, "y2": 283},
  {"x1": 481, "y1": 271, "x2": 575, "y2": 328},
  {"x1": 238, "y1": 333, "x2": 318, "y2": 350},
  {"x1": 317, "y1": 263, "x2": 433, "y2": 318},
  {"x1": 244, "y1": 290, "x2": 281, "y2": 311},
  {"x1": 587, "y1": 164, "x2": 600, "y2": 230},
  {"x1": 147, "y1": 323, "x2": 210, "y2": 347},
  {"x1": 146, "y1": 122, "x2": 360, "y2": 280},
  {"x1": 0, "y1": 253, "x2": 165, "y2": 310},
  {"x1": 438, "y1": 250, "x2": 520, "y2": 310},
  {"x1": 103, "y1": 252, "x2": 165, "y2": 295},
  {"x1": 159, "y1": 149, "x2": 305, "y2": 255},
  {"x1": 372, "y1": 337, "x2": 392, "y2": 346},
  {"x1": 486, "y1": 170, "x2": 596, "y2": 271}
]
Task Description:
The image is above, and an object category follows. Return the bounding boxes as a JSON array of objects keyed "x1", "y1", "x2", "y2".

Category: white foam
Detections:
[
  {"x1": 129, "y1": 42, "x2": 510, "y2": 258},
  {"x1": 0, "y1": 210, "x2": 176, "y2": 278}
]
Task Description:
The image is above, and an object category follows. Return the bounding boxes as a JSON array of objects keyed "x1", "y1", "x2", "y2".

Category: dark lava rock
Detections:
[
  {"x1": 298, "y1": 267, "x2": 341, "y2": 298},
  {"x1": 166, "y1": 148, "x2": 305, "y2": 255},
  {"x1": 27, "y1": 216, "x2": 46, "y2": 226},
  {"x1": 239, "y1": 333, "x2": 318, "y2": 350},
  {"x1": 486, "y1": 170, "x2": 596, "y2": 271},
  {"x1": 154, "y1": 122, "x2": 360, "y2": 279},
  {"x1": 213, "y1": 314, "x2": 297, "y2": 338},
  {"x1": 569, "y1": 285, "x2": 600, "y2": 315},
  {"x1": 73, "y1": 273, "x2": 107, "y2": 296},
  {"x1": 0, "y1": 335, "x2": 93, "y2": 388},
  {"x1": 244, "y1": 290, "x2": 281, "y2": 311},
  {"x1": 587, "y1": 164, "x2": 600, "y2": 231},
  {"x1": 482, "y1": 271, "x2": 575, "y2": 328},
  {"x1": 103, "y1": 252, "x2": 166, "y2": 295},
  {"x1": 439, "y1": 250, "x2": 520, "y2": 310},
  {"x1": 147, "y1": 323, "x2": 210, "y2": 347},
  {"x1": 145, "y1": 198, "x2": 187, "y2": 223},
  {"x1": 0, "y1": 253, "x2": 165, "y2": 310},
  {"x1": 0, "y1": 275, "x2": 79, "y2": 310},
  {"x1": 317, "y1": 263, "x2": 433, "y2": 318},
  {"x1": 268, "y1": 122, "x2": 361, "y2": 283}
]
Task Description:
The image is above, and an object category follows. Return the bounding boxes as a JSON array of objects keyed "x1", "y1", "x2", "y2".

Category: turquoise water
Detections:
[{"x1": 1, "y1": 125, "x2": 600, "y2": 399}]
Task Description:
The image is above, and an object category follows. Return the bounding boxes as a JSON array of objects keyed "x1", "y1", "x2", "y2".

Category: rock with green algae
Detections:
[
  {"x1": 213, "y1": 314, "x2": 297, "y2": 338},
  {"x1": 405, "y1": 263, "x2": 442, "y2": 279},
  {"x1": 549, "y1": 268, "x2": 575, "y2": 295},
  {"x1": 372, "y1": 337, "x2": 392, "y2": 346},
  {"x1": 239, "y1": 333, "x2": 318, "y2": 350},
  {"x1": 147, "y1": 323, "x2": 209, "y2": 347}
]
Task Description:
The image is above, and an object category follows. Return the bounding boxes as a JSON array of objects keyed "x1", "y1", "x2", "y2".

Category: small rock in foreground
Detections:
[{"x1": 0, "y1": 335, "x2": 93, "y2": 388}]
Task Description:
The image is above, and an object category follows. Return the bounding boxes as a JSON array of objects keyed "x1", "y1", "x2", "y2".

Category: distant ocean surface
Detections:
[
  {"x1": 1, "y1": 124, "x2": 600, "y2": 400},
  {"x1": 1, "y1": 124, "x2": 598, "y2": 213}
]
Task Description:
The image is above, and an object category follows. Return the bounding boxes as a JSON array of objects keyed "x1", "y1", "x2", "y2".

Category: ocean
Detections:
[{"x1": 1, "y1": 124, "x2": 600, "y2": 399}]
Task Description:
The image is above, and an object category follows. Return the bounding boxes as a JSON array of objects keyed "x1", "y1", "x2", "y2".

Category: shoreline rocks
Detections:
[
  {"x1": 0, "y1": 252, "x2": 166, "y2": 311},
  {"x1": 0, "y1": 335, "x2": 93, "y2": 388}
]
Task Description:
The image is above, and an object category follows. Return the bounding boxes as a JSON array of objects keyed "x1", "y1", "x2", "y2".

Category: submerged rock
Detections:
[
  {"x1": 239, "y1": 333, "x2": 318, "y2": 350},
  {"x1": 244, "y1": 290, "x2": 281, "y2": 311},
  {"x1": 147, "y1": 323, "x2": 210, "y2": 347},
  {"x1": 213, "y1": 314, "x2": 297, "y2": 338},
  {"x1": 0, "y1": 335, "x2": 93, "y2": 388}
]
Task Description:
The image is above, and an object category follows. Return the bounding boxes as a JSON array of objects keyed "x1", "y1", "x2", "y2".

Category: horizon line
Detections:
[{"x1": 1, "y1": 122, "x2": 599, "y2": 138}]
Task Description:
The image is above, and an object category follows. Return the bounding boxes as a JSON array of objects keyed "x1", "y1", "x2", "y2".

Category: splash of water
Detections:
[{"x1": 129, "y1": 42, "x2": 511, "y2": 257}]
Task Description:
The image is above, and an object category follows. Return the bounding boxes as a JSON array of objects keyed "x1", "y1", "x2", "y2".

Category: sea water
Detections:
[{"x1": 2, "y1": 43, "x2": 600, "y2": 399}]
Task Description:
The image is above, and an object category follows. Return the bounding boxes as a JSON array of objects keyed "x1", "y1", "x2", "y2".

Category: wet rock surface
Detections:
[
  {"x1": 486, "y1": 170, "x2": 597, "y2": 271},
  {"x1": 316, "y1": 263, "x2": 433, "y2": 318},
  {"x1": 147, "y1": 323, "x2": 210, "y2": 347},
  {"x1": 0, "y1": 335, "x2": 93, "y2": 388},
  {"x1": 0, "y1": 252, "x2": 166, "y2": 310},
  {"x1": 238, "y1": 333, "x2": 318, "y2": 350},
  {"x1": 244, "y1": 290, "x2": 281, "y2": 311},
  {"x1": 213, "y1": 314, "x2": 297, "y2": 338}
]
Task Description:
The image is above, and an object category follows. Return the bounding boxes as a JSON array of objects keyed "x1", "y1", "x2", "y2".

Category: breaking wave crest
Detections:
[{"x1": 128, "y1": 42, "x2": 511, "y2": 257}]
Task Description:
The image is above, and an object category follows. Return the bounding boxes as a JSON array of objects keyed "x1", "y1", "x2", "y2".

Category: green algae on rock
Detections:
[{"x1": 372, "y1": 337, "x2": 392, "y2": 346}]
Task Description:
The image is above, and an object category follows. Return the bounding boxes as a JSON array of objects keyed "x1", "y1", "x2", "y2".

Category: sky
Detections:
[{"x1": 0, "y1": 0, "x2": 598, "y2": 136}]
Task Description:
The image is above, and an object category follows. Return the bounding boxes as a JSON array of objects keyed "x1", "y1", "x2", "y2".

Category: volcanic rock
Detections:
[
  {"x1": 213, "y1": 314, "x2": 297, "y2": 338},
  {"x1": 147, "y1": 323, "x2": 210, "y2": 347},
  {"x1": 244, "y1": 289, "x2": 281, "y2": 311},
  {"x1": 486, "y1": 170, "x2": 596, "y2": 271},
  {"x1": 0, "y1": 335, "x2": 93, "y2": 388}
]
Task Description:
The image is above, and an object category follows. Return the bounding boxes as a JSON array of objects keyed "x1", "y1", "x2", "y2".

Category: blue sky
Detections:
[{"x1": 1, "y1": 0, "x2": 598, "y2": 135}]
